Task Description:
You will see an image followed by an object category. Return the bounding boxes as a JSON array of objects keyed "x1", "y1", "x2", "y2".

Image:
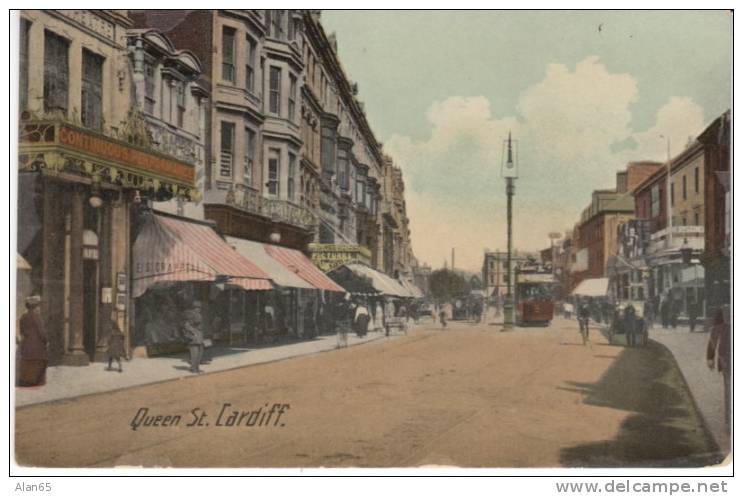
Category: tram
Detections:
[{"x1": 514, "y1": 267, "x2": 557, "y2": 326}]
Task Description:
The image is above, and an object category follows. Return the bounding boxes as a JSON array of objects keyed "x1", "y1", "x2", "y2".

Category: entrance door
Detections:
[{"x1": 82, "y1": 259, "x2": 99, "y2": 360}]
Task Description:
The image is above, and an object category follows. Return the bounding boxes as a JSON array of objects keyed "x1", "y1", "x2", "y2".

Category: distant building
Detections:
[{"x1": 482, "y1": 250, "x2": 536, "y2": 299}]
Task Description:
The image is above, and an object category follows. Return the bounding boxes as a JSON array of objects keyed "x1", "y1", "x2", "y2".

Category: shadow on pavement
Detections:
[{"x1": 558, "y1": 340, "x2": 723, "y2": 467}]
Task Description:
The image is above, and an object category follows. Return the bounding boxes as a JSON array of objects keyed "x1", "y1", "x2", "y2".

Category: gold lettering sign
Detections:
[{"x1": 58, "y1": 125, "x2": 194, "y2": 184}]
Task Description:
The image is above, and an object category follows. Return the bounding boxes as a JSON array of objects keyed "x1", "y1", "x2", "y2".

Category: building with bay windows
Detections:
[
  {"x1": 131, "y1": 9, "x2": 315, "y2": 250},
  {"x1": 18, "y1": 10, "x2": 197, "y2": 365}
]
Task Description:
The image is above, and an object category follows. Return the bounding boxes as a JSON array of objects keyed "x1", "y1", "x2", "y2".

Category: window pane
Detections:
[
  {"x1": 220, "y1": 122, "x2": 234, "y2": 178},
  {"x1": 43, "y1": 30, "x2": 69, "y2": 115},
  {"x1": 222, "y1": 27, "x2": 235, "y2": 82},
  {"x1": 267, "y1": 149, "x2": 280, "y2": 197},
  {"x1": 19, "y1": 19, "x2": 30, "y2": 110},
  {"x1": 269, "y1": 67, "x2": 281, "y2": 114},
  {"x1": 81, "y1": 49, "x2": 104, "y2": 131},
  {"x1": 244, "y1": 128, "x2": 255, "y2": 186}
]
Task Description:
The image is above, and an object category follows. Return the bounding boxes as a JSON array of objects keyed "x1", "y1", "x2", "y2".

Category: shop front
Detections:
[
  {"x1": 131, "y1": 212, "x2": 273, "y2": 356},
  {"x1": 18, "y1": 116, "x2": 196, "y2": 365}
]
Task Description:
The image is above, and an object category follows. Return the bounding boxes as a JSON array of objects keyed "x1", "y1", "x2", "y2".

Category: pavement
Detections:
[
  {"x1": 15, "y1": 327, "x2": 413, "y2": 408},
  {"x1": 15, "y1": 317, "x2": 721, "y2": 468},
  {"x1": 646, "y1": 324, "x2": 730, "y2": 455}
]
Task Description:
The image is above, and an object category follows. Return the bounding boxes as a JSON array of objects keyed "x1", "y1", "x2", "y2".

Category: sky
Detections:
[{"x1": 321, "y1": 10, "x2": 732, "y2": 272}]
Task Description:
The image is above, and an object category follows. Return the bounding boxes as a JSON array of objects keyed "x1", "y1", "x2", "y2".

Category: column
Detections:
[
  {"x1": 64, "y1": 185, "x2": 88, "y2": 365},
  {"x1": 95, "y1": 199, "x2": 113, "y2": 361}
]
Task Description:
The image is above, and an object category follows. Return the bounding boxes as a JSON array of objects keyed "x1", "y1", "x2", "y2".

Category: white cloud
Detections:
[{"x1": 385, "y1": 56, "x2": 707, "y2": 272}]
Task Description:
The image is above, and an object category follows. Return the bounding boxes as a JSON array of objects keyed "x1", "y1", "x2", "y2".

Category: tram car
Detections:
[{"x1": 514, "y1": 267, "x2": 557, "y2": 326}]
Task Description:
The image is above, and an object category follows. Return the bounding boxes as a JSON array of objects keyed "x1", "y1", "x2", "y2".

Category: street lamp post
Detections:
[{"x1": 502, "y1": 133, "x2": 518, "y2": 331}]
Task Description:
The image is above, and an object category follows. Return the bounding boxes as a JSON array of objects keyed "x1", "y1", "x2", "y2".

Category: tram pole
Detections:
[{"x1": 501, "y1": 132, "x2": 517, "y2": 331}]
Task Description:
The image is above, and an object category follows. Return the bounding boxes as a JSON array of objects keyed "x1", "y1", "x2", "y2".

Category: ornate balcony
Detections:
[{"x1": 221, "y1": 187, "x2": 317, "y2": 231}]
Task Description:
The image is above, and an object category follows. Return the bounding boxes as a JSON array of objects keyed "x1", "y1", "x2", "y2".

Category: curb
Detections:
[{"x1": 15, "y1": 332, "x2": 395, "y2": 410}]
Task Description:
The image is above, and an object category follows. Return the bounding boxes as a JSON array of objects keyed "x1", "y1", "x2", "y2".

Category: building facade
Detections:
[{"x1": 18, "y1": 10, "x2": 197, "y2": 365}]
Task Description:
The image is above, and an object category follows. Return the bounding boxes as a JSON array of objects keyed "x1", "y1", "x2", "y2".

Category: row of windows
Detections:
[
  {"x1": 221, "y1": 26, "x2": 298, "y2": 121},
  {"x1": 219, "y1": 121, "x2": 298, "y2": 200}
]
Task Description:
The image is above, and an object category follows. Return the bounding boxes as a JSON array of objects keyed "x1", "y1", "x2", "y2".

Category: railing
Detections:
[{"x1": 225, "y1": 187, "x2": 317, "y2": 230}]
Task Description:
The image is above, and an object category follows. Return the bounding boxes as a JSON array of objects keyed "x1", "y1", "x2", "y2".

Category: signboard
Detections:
[
  {"x1": 58, "y1": 125, "x2": 194, "y2": 183},
  {"x1": 308, "y1": 244, "x2": 372, "y2": 272}
]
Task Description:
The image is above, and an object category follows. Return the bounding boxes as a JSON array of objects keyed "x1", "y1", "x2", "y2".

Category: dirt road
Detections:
[{"x1": 15, "y1": 318, "x2": 721, "y2": 468}]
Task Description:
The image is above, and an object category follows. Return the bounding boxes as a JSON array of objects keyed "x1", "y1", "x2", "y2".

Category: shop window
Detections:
[{"x1": 43, "y1": 30, "x2": 69, "y2": 115}]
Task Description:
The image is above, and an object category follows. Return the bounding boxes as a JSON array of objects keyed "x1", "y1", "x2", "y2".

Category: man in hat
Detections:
[
  {"x1": 182, "y1": 301, "x2": 204, "y2": 373},
  {"x1": 18, "y1": 295, "x2": 48, "y2": 387}
]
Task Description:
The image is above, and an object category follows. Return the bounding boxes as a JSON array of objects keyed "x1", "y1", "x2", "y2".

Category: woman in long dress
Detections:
[{"x1": 18, "y1": 295, "x2": 48, "y2": 387}]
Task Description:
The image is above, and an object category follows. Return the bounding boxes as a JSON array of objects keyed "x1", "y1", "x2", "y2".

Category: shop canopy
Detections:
[
  {"x1": 400, "y1": 278, "x2": 425, "y2": 298},
  {"x1": 571, "y1": 278, "x2": 609, "y2": 297},
  {"x1": 133, "y1": 212, "x2": 273, "y2": 297},
  {"x1": 17, "y1": 253, "x2": 31, "y2": 271},
  {"x1": 225, "y1": 236, "x2": 314, "y2": 290},
  {"x1": 264, "y1": 244, "x2": 345, "y2": 292},
  {"x1": 328, "y1": 263, "x2": 412, "y2": 298}
]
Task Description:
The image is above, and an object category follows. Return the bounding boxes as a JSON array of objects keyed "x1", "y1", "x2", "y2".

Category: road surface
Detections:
[{"x1": 15, "y1": 317, "x2": 722, "y2": 468}]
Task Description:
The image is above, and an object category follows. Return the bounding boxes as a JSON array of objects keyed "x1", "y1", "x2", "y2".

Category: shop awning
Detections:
[
  {"x1": 328, "y1": 263, "x2": 411, "y2": 298},
  {"x1": 225, "y1": 237, "x2": 314, "y2": 290},
  {"x1": 571, "y1": 278, "x2": 609, "y2": 297},
  {"x1": 400, "y1": 278, "x2": 424, "y2": 298},
  {"x1": 133, "y1": 212, "x2": 273, "y2": 297},
  {"x1": 264, "y1": 244, "x2": 345, "y2": 292}
]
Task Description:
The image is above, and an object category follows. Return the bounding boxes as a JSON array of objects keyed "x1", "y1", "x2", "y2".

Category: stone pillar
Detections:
[
  {"x1": 64, "y1": 185, "x2": 88, "y2": 365},
  {"x1": 95, "y1": 199, "x2": 113, "y2": 361}
]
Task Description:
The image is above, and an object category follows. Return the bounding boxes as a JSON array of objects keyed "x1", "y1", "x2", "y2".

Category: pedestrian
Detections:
[
  {"x1": 624, "y1": 303, "x2": 637, "y2": 348},
  {"x1": 707, "y1": 305, "x2": 731, "y2": 427},
  {"x1": 439, "y1": 307, "x2": 448, "y2": 329},
  {"x1": 688, "y1": 300, "x2": 698, "y2": 333},
  {"x1": 183, "y1": 301, "x2": 204, "y2": 373},
  {"x1": 660, "y1": 297, "x2": 670, "y2": 328},
  {"x1": 643, "y1": 299, "x2": 654, "y2": 330},
  {"x1": 106, "y1": 316, "x2": 126, "y2": 373},
  {"x1": 18, "y1": 295, "x2": 48, "y2": 387},
  {"x1": 670, "y1": 299, "x2": 679, "y2": 329},
  {"x1": 353, "y1": 299, "x2": 370, "y2": 338},
  {"x1": 578, "y1": 302, "x2": 590, "y2": 344}
]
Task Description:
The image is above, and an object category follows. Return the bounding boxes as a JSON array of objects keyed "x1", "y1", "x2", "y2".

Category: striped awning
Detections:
[
  {"x1": 225, "y1": 236, "x2": 314, "y2": 290},
  {"x1": 399, "y1": 278, "x2": 424, "y2": 298},
  {"x1": 329, "y1": 263, "x2": 411, "y2": 298},
  {"x1": 132, "y1": 212, "x2": 273, "y2": 297},
  {"x1": 264, "y1": 244, "x2": 345, "y2": 292}
]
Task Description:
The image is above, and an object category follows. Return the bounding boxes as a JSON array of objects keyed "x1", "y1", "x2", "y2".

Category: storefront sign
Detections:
[
  {"x1": 58, "y1": 125, "x2": 194, "y2": 184},
  {"x1": 308, "y1": 244, "x2": 372, "y2": 272}
]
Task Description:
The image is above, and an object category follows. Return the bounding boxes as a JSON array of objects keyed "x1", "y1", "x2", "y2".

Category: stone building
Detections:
[
  {"x1": 130, "y1": 10, "x2": 316, "y2": 250},
  {"x1": 126, "y1": 27, "x2": 209, "y2": 219},
  {"x1": 302, "y1": 11, "x2": 390, "y2": 273},
  {"x1": 699, "y1": 110, "x2": 730, "y2": 315},
  {"x1": 18, "y1": 10, "x2": 197, "y2": 364},
  {"x1": 570, "y1": 162, "x2": 661, "y2": 292}
]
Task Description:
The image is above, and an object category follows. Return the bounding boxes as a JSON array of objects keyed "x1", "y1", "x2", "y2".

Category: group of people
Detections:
[{"x1": 17, "y1": 295, "x2": 127, "y2": 387}]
